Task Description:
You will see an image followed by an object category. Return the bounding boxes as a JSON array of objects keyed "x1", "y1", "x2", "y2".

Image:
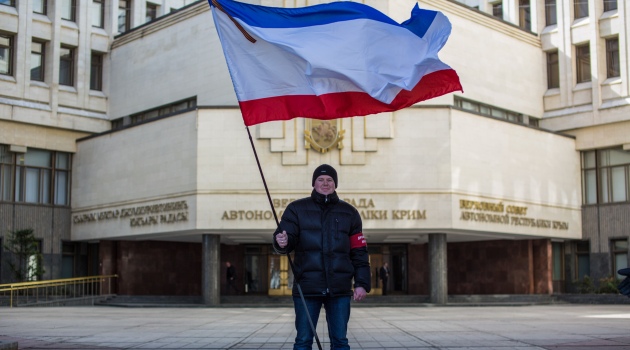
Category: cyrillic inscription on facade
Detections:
[
  {"x1": 220, "y1": 198, "x2": 427, "y2": 221},
  {"x1": 459, "y1": 200, "x2": 568, "y2": 230},
  {"x1": 73, "y1": 200, "x2": 189, "y2": 227}
]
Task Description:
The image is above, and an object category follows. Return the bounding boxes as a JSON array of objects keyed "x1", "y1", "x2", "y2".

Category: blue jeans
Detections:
[{"x1": 293, "y1": 295, "x2": 351, "y2": 350}]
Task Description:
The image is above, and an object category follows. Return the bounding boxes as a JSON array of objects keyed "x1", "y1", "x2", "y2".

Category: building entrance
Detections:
[
  {"x1": 370, "y1": 253, "x2": 384, "y2": 295},
  {"x1": 260, "y1": 245, "x2": 406, "y2": 297},
  {"x1": 390, "y1": 245, "x2": 408, "y2": 293}
]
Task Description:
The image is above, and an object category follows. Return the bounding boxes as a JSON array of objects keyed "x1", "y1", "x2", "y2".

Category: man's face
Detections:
[{"x1": 314, "y1": 175, "x2": 335, "y2": 195}]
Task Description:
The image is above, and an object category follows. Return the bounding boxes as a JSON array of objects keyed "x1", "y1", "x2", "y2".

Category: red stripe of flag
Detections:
[{"x1": 239, "y1": 69, "x2": 462, "y2": 126}]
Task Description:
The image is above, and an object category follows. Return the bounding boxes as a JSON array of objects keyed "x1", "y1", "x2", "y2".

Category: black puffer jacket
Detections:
[{"x1": 273, "y1": 190, "x2": 371, "y2": 297}]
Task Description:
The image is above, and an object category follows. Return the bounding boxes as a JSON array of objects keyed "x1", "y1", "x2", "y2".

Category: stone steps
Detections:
[{"x1": 95, "y1": 294, "x2": 587, "y2": 307}]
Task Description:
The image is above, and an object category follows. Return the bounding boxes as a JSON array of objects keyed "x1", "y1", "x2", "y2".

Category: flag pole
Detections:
[{"x1": 245, "y1": 126, "x2": 323, "y2": 350}]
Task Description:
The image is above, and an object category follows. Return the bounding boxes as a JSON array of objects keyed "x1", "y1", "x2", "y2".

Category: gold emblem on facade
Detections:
[{"x1": 304, "y1": 119, "x2": 345, "y2": 153}]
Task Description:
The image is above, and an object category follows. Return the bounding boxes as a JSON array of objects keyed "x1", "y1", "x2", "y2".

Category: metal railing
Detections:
[{"x1": 0, "y1": 275, "x2": 117, "y2": 307}]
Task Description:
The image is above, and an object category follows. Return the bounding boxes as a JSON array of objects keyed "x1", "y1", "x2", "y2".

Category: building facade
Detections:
[{"x1": 1, "y1": 0, "x2": 628, "y2": 302}]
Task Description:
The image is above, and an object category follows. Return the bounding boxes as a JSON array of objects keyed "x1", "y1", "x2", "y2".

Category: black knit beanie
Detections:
[{"x1": 312, "y1": 164, "x2": 338, "y2": 188}]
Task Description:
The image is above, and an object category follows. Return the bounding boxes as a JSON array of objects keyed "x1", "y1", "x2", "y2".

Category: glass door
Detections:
[
  {"x1": 370, "y1": 254, "x2": 383, "y2": 295},
  {"x1": 268, "y1": 254, "x2": 293, "y2": 296}
]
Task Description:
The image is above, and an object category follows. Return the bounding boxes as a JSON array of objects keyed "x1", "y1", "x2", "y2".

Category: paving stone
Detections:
[{"x1": 1, "y1": 305, "x2": 630, "y2": 349}]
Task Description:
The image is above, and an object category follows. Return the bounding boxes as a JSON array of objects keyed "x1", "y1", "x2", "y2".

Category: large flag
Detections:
[{"x1": 209, "y1": 0, "x2": 462, "y2": 126}]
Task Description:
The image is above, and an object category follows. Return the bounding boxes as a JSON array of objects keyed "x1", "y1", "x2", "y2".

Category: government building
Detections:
[{"x1": 0, "y1": 0, "x2": 628, "y2": 304}]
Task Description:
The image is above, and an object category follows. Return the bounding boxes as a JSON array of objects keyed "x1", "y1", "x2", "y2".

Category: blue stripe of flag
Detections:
[{"x1": 211, "y1": 0, "x2": 438, "y2": 39}]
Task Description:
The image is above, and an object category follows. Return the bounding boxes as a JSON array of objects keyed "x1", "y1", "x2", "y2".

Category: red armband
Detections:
[{"x1": 350, "y1": 232, "x2": 367, "y2": 249}]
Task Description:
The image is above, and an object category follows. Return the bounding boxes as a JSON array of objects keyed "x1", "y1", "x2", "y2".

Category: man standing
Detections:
[
  {"x1": 225, "y1": 261, "x2": 239, "y2": 294},
  {"x1": 379, "y1": 263, "x2": 390, "y2": 296},
  {"x1": 273, "y1": 164, "x2": 371, "y2": 350}
]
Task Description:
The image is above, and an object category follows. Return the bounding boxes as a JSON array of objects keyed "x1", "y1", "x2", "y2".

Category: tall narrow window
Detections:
[
  {"x1": 606, "y1": 37, "x2": 620, "y2": 78},
  {"x1": 31, "y1": 41, "x2": 45, "y2": 82},
  {"x1": 519, "y1": 0, "x2": 531, "y2": 31},
  {"x1": 576, "y1": 241, "x2": 590, "y2": 280},
  {"x1": 61, "y1": 242, "x2": 76, "y2": 278},
  {"x1": 574, "y1": 0, "x2": 589, "y2": 19},
  {"x1": 90, "y1": 52, "x2": 103, "y2": 91},
  {"x1": 92, "y1": 0, "x2": 104, "y2": 28},
  {"x1": 581, "y1": 151, "x2": 597, "y2": 204},
  {"x1": 33, "y1": 0, "x2": 47, "y2": 14},
  {"x1": 545, "y1": 0, "x2": 557, "y2": 26},
  {"x1": 0, "y1": 145, "x2": 13, "y2": 202},
  {"x1": 54, "y1": 153, "x2": 70, "y2": 206},
  {"x1": 27, "y1": 241, "x2": 43, "y2": 281},
  {"x1": 0, "y1": 0, "x2": 15, "y2": 6},
  {"x1": 118, "y1": 0, "x2": 132, "y2": 32},
  {"x1": 575, "y1": 43, "x2": 591, "y2": 83},
  {"x1": 59, "y1": 46, "x2": 74, "y2": 86},
  {"x1": 552, "y1": 242, "x2": 564, "y2": 292},
  {"x1": 547, "y1": 50, "x2": 559, "y2": 89},
  {"x1": 146, "y1": 2, "x2": 158, "y2": 22},
  {"x1": 492, "y1": 2, "x2": 503, "y2": 18},
  {"x1": 0, "y1": 33, "x2": 13, "y2": 76},
  {"x1": 603, "y1": 0, "x2": 617, "y2": 12},
  {"x1": 612, "y1": 239, "x2": 628, "y2": 279},
  {"x1": 61, "y1": 0, "x2": 76, "y2": 21}
]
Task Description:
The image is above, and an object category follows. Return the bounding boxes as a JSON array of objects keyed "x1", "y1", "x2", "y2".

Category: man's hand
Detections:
[
  {"x1": 353, "y1": 287, "x2": 367, "y2": 301},
  {"x1": 276, "y1": 231, "x2": 288, "y2": 248}
]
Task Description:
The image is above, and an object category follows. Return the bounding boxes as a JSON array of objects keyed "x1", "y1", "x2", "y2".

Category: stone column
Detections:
[
  {"x1": 429, "y1": 233, "x2": 447, "y2": 305},
  {"x1": 202, "y1": 234, "x2": 220, "y2": 306}
]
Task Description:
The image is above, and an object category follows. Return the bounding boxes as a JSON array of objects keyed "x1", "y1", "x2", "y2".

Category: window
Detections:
[
  {"x1": 0, "y1": 145, "x2": 13, "y2": 202},
  {"x1": 146, "y1": 2, "x2": 158, "y2": 22},
  {"x1": 574, "y1": 0, "x2": 588, "y2": 19},
  {"x1": 545, "y1": 0, "x2": 557, "y2": 26},
  {"x1": 576, "y1": 241, "x2": 590, "y2": 280},
  {"x1": 606, "y1": 37, "x2": 620, "y2": 78},
  {"x1": 61, "y1": 0, "x2": 76, "y2": 21},
  {"x1": 59, "y1": 46, "x2": 74, "y2": 86},
  {"x1": 581, "y1": 151, "x2": 597, "y2": 204},
  {"x1": 547, "y1": 50, "x2": 559, "y2": 89},
  {"x1": 583, "y1": 148, "x2": 630, "y2": 204},
  {"x1": 61, "y1": 242, "x2": 76, "y2": 278},
  {"x1": 603, "y1": 0, "x2": 617, "y2": 12},
  {"x1": 33, "y1": 0, "x2": 47, "y2": 15},
  {"x1": 128, "y1": 97, "x2": 197, "y2": 125},
  {"x1": 599, "y1": 148, "x2": 630, "y2": 203},
  {"x1": 528, "y1": 118, "x2": 540, "y2": 127},
  {"x1": 492, "y1": 2, "x2": 503, "y2": 18},
  {"x1": 54, "y1": 152, "x2": 70, "y2": 205},
  {"x1": 454, "y1": 97, "x2": 529, "y2": 125},
  {"x1": 15, "y1": 149, "x2": 51, "y2": 204},
  {"x1": 0, "y1": 0, "x2": 15, "y2": 6},
  {"x1": 0, "y1": 33, "x2": 13, "y2": 76},
  {"x1": 27, "y1": 240, "x2": 43, "y2": 281},
  {"x1": 518, "y1": 0, "x2": 531, "y2": 31},
  {"x1": 2, "y1": 146, "x2": 71, "y2": 206},
  {"x1": 552, "y1": 242, "x2": 564, "y2": 281},
  {"x1": 612, "y1": 239, "x2": 628, "y2": 279},
  {"x1": 118, "y1": 0, "x2": 132, "y2": 32},
  {"x1": 90, "y1": 52, "x2": 103, "y2": 91},
  {"x1": 31, "y1": 41, "x2": 45, "y2": 82},
  {"x1": 575, "y1": 43, "x2": 591, "y2": 83},
  {"x1": 111, "y1": 118, "x2": 125, "y2": 130},
  {"x1": 92, "y1": 0, "x2": 104, "y2": 28}
]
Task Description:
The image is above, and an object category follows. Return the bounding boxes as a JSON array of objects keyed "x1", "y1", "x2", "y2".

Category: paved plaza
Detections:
[{"x1": 1, "y1": 304, "x2": 630, "y2": 349}]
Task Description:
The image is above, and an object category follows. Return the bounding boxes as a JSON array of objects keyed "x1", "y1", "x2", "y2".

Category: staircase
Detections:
[{"x1": 94, "y1": 293, "x2": 630, "y2": 307}]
